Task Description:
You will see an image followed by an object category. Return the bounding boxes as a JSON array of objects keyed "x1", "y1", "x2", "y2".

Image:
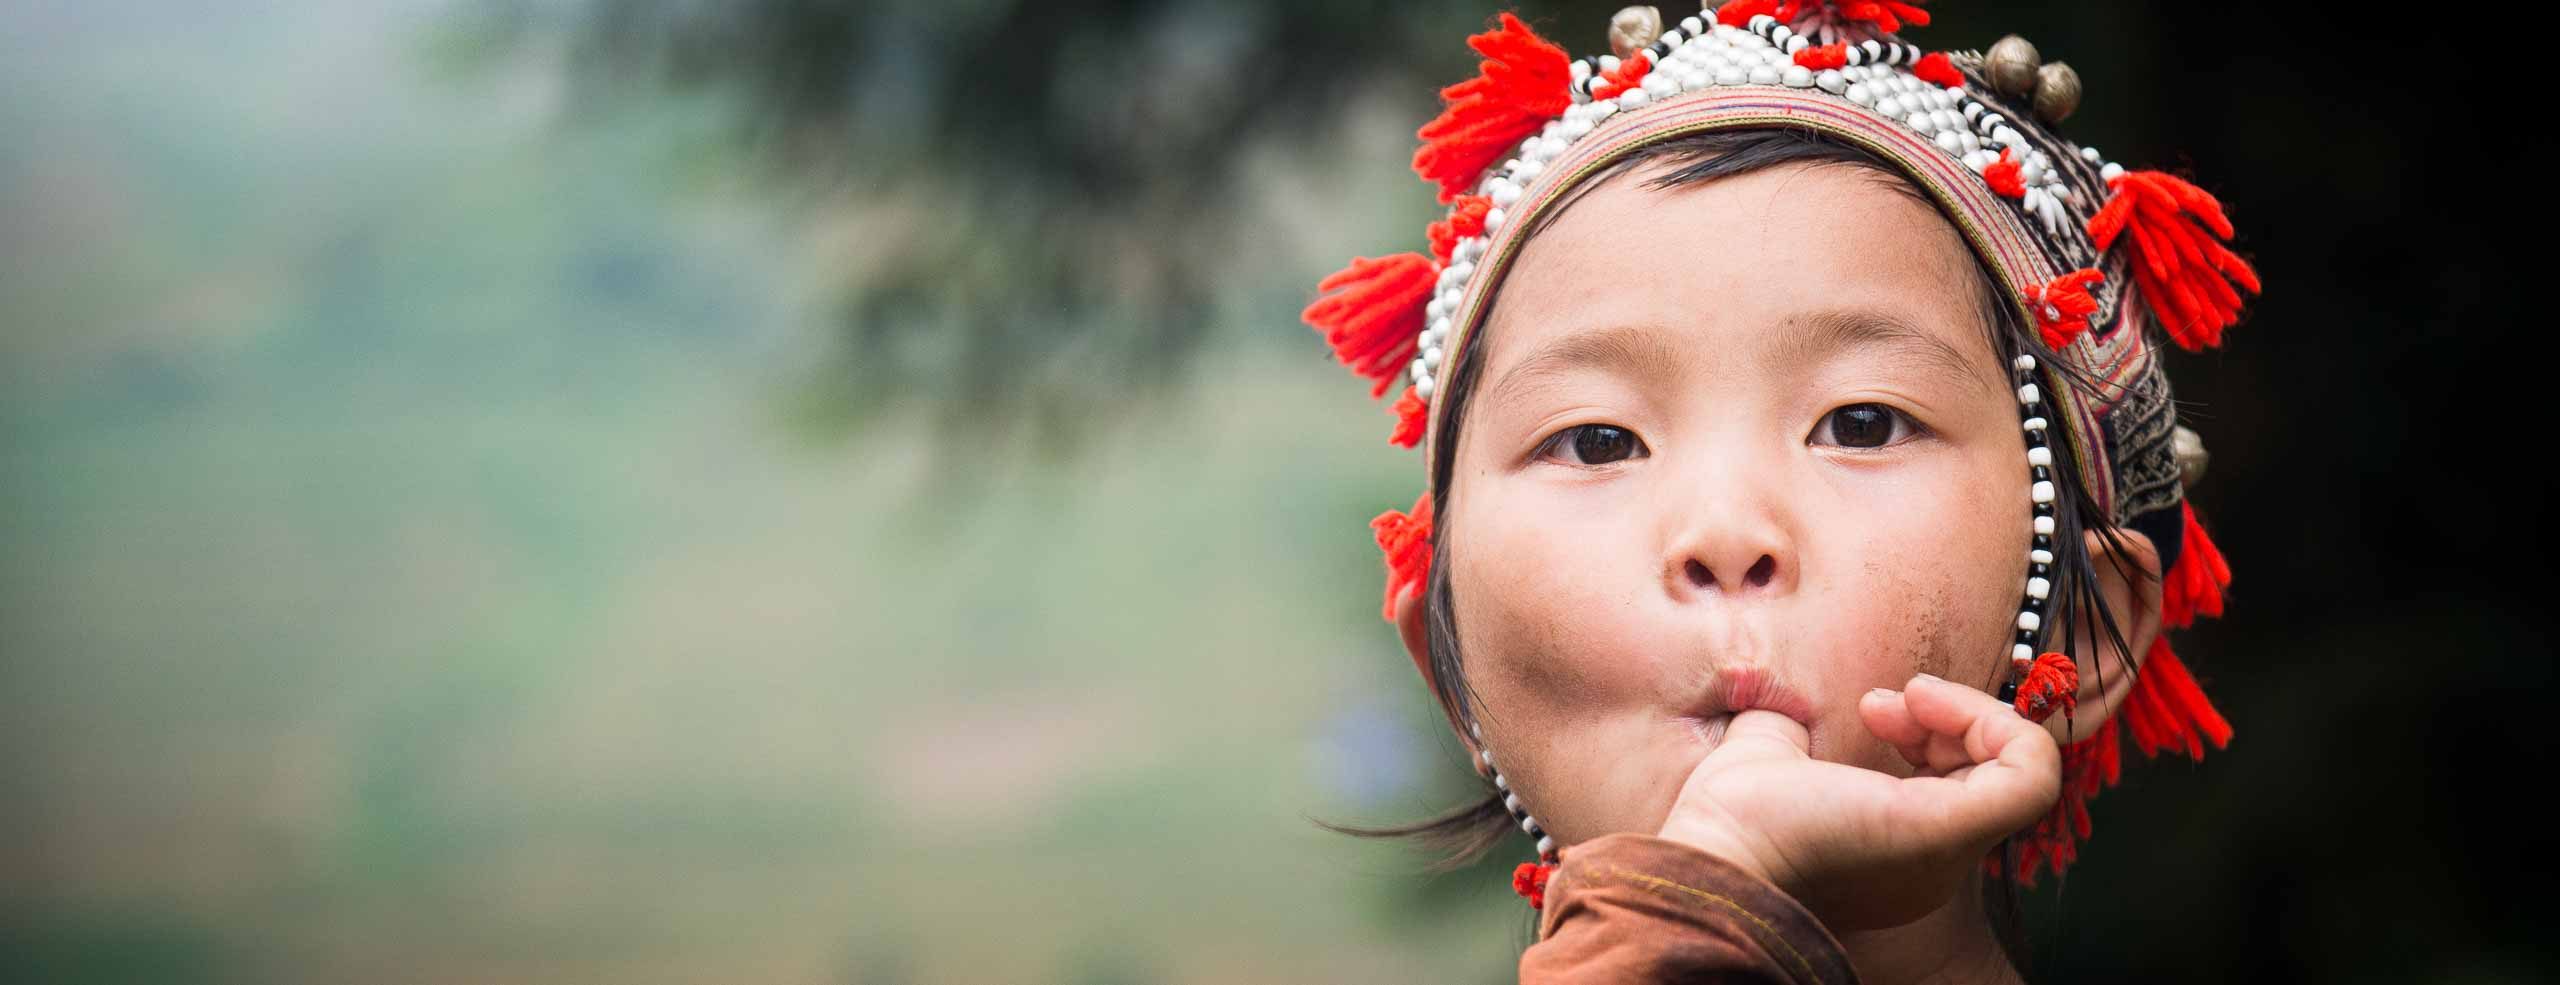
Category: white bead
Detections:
[
  {"x1": 2014, "y1": 643, "x2": 2034, "y2": 664},
  {"x1": 1599, "y1": 54, "x2": 1621, "y2": 73},
  {"x1": 2081, "y1": 145, "x2": 2103, "y2": 162},
  {"x1": 1717, "y1": 65, "x2": 1749, "y2": 85},
  {"x1": 1817, "y1": 69, "x2": 1847, "y2": 93},
  {"x1": 1536, "y1": 835, "x2": 1556, "y2": 856},
  {"x1": 1484, "y1": 207, "x2": 1507, "y2": 232},
  {"x1": 2018, "y1": 610, "x2": 2041, "y2": 632},
  {"x1": 2022, "y1": 416, "x2": 2047, "y2": 431},
  {"x1": 1503, "y1": 792, "x2": 1523, "y2": 813},
  {"x1": 2027, "y1": 446, "x2": 2052, "y2": 467},
  {"x1": 2028, "y1": 577, "x2": 2050, "y2": 600},
  {"x1": 1618, "y1": 87, "x2": 1650, "y2": 108},
  {"x1": 1456, "y1": 238, "x2": 1485, "y2": 263},
  {"x1": 1749, "y1": 64, "x2": 1780, "y2": 85},
  {"x1": 2030, "y1": 548, "x2": 2053, "y2": 564},
  {"x1": 1908, "y1": 110, "x2": 1933, "y2": 131},
  {"x1": 1847, "y1": 82, "x2": 1872, "y2": 104},
  {"x1": 1414, "y1": 375, "x2": 1434, "y2": 400},
  {"x1": 2031, "y1": 480, "x2": 2055, "y2": 503},
  {"x1": 2013, "y1": 354, "x2": 2037, "y2": 370},
  {"x1": 1876, "y1": 95, "x2": 1902, "y2": 116},
  {"x1": 1481, "y1": 748, "x2": 1497, "y2": 766},
  {"x1": 1992, "y1": 125, "x2": 2023, "y2": 148},
  {"x1": 1644, "y1": 72, "x2": 1678, "y2": 97},
  {"x1": 1562, "y1": 116, "x2": 1594, "y2": 139},
  {"x1": 1935, "y1": 130, "x2": 1965, "y2": 153},
  {"x1": 1487, "y1": 178, "x2": 1521, "y2": 207},
  {"x1": 2100, "y1": 162, "x2": 2125, "y2": 181},
  {"x1": 2017, "y1": 383, "x2": 2041, "y2": 405},
  {"x1": 1681, "y1": 15, "x2": 1704, "y2": 34},
  {"x1": 1423, "y1": 346, "x2": 1443, "y2": 370},
  {"x1": 1783, "y1": 65, "x2": 1813, "y2": 87},
  {"x1": 1514, "y1": 159, "x2": 1544, "y2": 181},
  {"x1": 1425, "y1": 297, "x2": 1448, "y2": 321},
  {"x1": 2033, "y1": 515, "x2": 2056, "y2": 535},
  {"x1": 1410, "y1": 357, "x2": 1428, "y2": 382}
]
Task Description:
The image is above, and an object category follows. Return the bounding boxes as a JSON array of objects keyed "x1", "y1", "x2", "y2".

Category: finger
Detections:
[
  {"x1": 1714, "y1": 708, "x2": 1812, "y2": 763},
  {"x1": 1858, "y1": 689, "x2": 1950, "y2": 771},
  {"x1": 1901, "y1": 673, "x2": 2035, "y2": 765}
]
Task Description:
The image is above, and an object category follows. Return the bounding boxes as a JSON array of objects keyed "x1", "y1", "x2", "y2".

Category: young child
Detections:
[{"x1": 1305, "y1": 5, "x2": 2253, "y2": 982}]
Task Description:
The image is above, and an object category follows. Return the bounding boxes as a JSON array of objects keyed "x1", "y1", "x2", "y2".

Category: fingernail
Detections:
[
  {"x1": 1914, "y1": 672, "x2": 1945, "y2": 685},
  {"x1": 1868, "y1": 687, "x2": 1898, "y2": 698}
]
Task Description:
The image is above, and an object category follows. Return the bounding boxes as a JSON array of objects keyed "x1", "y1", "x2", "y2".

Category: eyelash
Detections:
[{"x1": 1533, "y1": 403, "x2": 1930, "y2": 467}]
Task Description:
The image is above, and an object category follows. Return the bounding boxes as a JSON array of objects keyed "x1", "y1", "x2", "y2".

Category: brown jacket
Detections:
[{"x1": 1519, "y1": 833, "x2": 1860, "y2": 984}]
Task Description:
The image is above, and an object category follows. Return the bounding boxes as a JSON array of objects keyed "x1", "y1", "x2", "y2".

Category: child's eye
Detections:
[
  {"x1": 1811, "y1": 403, "x2": 1923, "y2": 449},
  {"x1": 1536, "y1": 424, "x2": 1649, "y2": 466}
]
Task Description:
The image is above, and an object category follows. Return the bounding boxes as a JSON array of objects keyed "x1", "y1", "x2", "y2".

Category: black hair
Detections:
[{"x1": 1326, "y1": 127, "x2": 2154, "y2": 971}]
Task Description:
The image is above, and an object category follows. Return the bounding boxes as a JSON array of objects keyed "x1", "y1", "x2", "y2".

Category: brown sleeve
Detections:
[{"x1": 1517, "y1": 832, "x2": 1860, "y2": 985}]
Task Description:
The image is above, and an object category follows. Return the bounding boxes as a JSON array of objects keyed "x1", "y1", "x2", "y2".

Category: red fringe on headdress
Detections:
[
  {"x1": 2087, "y1": 170, "x2": 2261, "y2": 351},
  {"x1": 1983, "y1": 148, "x2": 2026, "y2": 198},
  {"x1": 1996, "y1": 543, "x2": 2236, "y2": 885},
  {"x1": 1389, "y1": 386, "x2": 1429, "y2": 449},
  {"x1": 1426, "y1": 194, "x2": 1494, "y2": 263},
  {"x1": 2028, "y1": 268, "x2": 2105, "y2": 350},
  {"x1": 1587, "y1": 50, "x2": 1653, "y2": 102},
  {"x1": 2162, "y1": 501, "x2": 2231, "y2": 628},
  {"x1": 1911, "y1": 51, "x2": 1963, "y2": 87},
  {"x1": 1412, "y1": 13, "x2": 1573, "y2": 203},
  {"x1": 1371, "y1": 491, "x2": 1434, "y2": 622},
  {"x1": 1302, "y1": 253, "x2": 1437, "y2": 398},
  {"x1": 1719, "y1": 0, "x2": 1931, "y2": 33},
  {"x1": 1794, "y1": 43, "x2": 1849, "y2": 69},
  {"x1": 2013, "y1": 652, "x2": 2079, "y2": 723}
]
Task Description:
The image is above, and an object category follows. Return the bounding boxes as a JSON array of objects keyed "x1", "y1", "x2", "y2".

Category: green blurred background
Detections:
[{"x1": 0, "y1": 1, "x2": 2542, "y2": 983}]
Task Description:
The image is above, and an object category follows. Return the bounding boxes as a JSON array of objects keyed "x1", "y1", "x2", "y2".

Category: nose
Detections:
[{"x1": 1661, "y1": 473, "x2": 1798, "y2": 602}]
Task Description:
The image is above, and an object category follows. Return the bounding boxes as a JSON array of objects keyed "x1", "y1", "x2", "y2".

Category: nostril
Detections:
[
  {"x1": 1744, "y1": 554, "x2": 1777, "y2": 588},
  {"x1": 1685, "y1": 558, "x2": 1714, "y2": 588}
]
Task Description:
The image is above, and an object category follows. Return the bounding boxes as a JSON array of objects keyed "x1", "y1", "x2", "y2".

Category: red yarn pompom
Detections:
[
  {"x1": 2161, "y1": 501, "x2": 2232, "y2": 628},
  {"x1": 1413, "y1": 13, "x2": 1573, "y2": 203},
  {"x1": 1512, "y1": 860, "x2": 1557, "y2": 909},
  {"x1": 1301, "y1": 253, "x2": 1436, "y2": 398},
  {"x1": 1794, "y1": 43, "x2": 1849, "y2": 69},
  {"x1": 1983, "y1": 148, "x2": 2026, "y2": 199},
  {"x1": 2087, "y1": 170, "x2": 2261, "y2": 350},
  {"x1": 1587, "y1": 50, "x2": 1652, "y2": 102},
  {"x1": 1717, "y1": 0, "x2": 1784, "y2": 27},
  {"x1": 1831, "y1": 1, "x2": 1931, "y2": 34},
  {"x1": 1426, "y1": 195, "x2": 1493, "y2": 263},
  {"x1": 1388, "y1": 386, "x2": 1428, "y2": 449},
  {"x1": 1370, "y1": 491, "x2": 1434, "y2": 622},
  {"x1": 2027, "y1": 268, "x2": 2106, "y2": 350},
  {"x1": 2013, "y1": 651, "x2": 2079, "y2": 723},
  {"x1": 1911, "y1": 51, "x2": 1962, "y2": 87}
]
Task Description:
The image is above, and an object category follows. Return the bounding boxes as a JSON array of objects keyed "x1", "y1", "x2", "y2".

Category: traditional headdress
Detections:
[{"x1": 1307, "y1": 2, "x2": 2250, "y2": 898}]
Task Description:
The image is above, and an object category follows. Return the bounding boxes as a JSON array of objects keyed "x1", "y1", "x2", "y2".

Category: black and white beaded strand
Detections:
[
  {"x1": 1998, "y1": 352, "x2": 2058, "y2": 705},
  {"x1": 1472, "y1": 721, "x2": 1560, "y2": 864}
]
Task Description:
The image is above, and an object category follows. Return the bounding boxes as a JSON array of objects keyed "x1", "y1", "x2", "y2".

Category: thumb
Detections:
[{"x1": 1714, "y1": 709, "x2": 1812, "y2": 763}]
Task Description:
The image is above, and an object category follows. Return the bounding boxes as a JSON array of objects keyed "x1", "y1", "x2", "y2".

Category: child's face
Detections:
[{"x1": 1442, "y1": 160, "x2": 2034, "y2": 845}]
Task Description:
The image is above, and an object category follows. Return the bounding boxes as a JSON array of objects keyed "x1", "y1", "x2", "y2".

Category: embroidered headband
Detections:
[{"x1": 1307, "y1": 2, "x2": 2250, "y2": 890}]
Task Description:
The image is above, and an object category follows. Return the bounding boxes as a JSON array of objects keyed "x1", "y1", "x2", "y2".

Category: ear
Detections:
[
  {"x1": 2046, "y1": 526, "x2": 2164, "y2": 746},
  {"x1": 1392, "y1": 583, "x2": 1486, "y2": 769}
]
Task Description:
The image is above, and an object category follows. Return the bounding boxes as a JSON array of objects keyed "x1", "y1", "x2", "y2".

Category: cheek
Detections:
[{"x1": 1450, "y1": 481, "x2": 1664, "y2": 719}]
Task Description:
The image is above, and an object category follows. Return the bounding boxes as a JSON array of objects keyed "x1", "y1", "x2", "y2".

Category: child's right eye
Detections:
[{"x1": 1535, "y1": 424, "x2": 1648, "y2": 467}]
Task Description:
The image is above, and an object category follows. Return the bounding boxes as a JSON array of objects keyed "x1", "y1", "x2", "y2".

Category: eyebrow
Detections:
[
  {"x1": 1482, "y1": 323, "x2": 1692, "y2": 412},
  {"x1": 1481, "y1": 308, "x2": 1997, "y2": 412},
  {"x1": 1774, "y1": 308, "x2": 1999, "y2": 399}
]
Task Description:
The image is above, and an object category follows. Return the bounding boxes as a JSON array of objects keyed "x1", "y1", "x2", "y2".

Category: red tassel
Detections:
[
  {"x1": 1302, "y1": 254, "x2": 1437, "y2": 398},
  {"x1": 1412, "y1": 13, "x2": 1573, "y2": 203},
  {"x1": 2026, "y1": 268, "x2": 2106, "y2": 350},
  {"x1": 2013, "y1": 651, "x2": 2079, "y2": 723},
  {"x1": 1830, "y1": 0, "x2": 1931, "y2": 33},
  {"x1": 1717, "y1": 0, "x2": 1784, "y2": 26},
  {"x1": 1426, "y1": 195, "x2": 1493, "y2": 263},
  {"x1": 1794, "y1": 43, "x2": 1849, "y2": 69},
  {"x1": 2087, "y1": 170, "x2": 2261, "y2": 350},
  {"x1": 1389, "y1": 386, "x2": 1428, "y2": 449},
  {"x1": 1512, "y1": 860, "x2": 1557, "y2": 909},
  {"x1": 2119, "y1": 636, "x2": 2233, "y2": 761},
  {"x1": 1982, "y1": 148, "x2": 2026, "y2": 199},
  {"x1": 2003, "y1": 719, "x2": 2118, "y2": 886},
  {"x1": 1371, "y1": 491, "x2": 1434, "y2": 622},
  {"x1": 2161, "y1": 501, "x2": 2231, "y2": 628},
  {"x1": 1587, "y1": 50, "x2": 1652, "y2": 102},
  {"x1": 1911, "y1": 51, "x2": 1962, "y2": 87}
]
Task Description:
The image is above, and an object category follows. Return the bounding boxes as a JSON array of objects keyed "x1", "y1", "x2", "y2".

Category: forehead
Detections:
[{"x1": 1478, "y1": 158, "x2": 1997, "y2": 380}]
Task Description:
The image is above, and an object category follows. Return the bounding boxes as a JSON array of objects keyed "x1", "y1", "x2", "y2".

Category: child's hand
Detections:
[{"x1": 1654, "y1": 672, "x2": 2061, "y2": 932}]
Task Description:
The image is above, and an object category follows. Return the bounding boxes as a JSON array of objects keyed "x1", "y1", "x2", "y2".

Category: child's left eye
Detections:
[{"x1": 1811, "y1": 403, "x2": 1923, "y2": 449}]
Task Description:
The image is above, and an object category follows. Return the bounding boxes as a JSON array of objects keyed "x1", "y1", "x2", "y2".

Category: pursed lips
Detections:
[{"x1": 1676, "y1": 664, "x2": 1819, "y2": 749}]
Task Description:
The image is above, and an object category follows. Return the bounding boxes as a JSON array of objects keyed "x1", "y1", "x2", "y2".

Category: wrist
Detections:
[{"x1": 1654, "y1": 815, "x2": 1781, "y2": 892}]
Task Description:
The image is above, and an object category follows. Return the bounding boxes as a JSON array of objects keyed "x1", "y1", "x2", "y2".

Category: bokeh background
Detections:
[{"x1": 1, "y1": 1, "x2": 2542, "y2": 983}]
